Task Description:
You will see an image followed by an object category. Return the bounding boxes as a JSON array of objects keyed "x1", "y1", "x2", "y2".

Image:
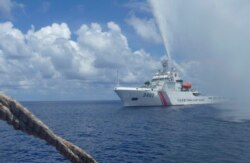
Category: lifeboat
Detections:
[{"x1": 182, "y1": 82, "x2": 192, "y2": 89}]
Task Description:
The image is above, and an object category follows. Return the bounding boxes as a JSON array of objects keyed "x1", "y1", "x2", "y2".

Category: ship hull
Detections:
[
  {"x1": 114, "y1": 87, "x2": 162, "y2": 107},
  {"x1": 114, "y1": 87, "x2": 219, "y2": 107}
]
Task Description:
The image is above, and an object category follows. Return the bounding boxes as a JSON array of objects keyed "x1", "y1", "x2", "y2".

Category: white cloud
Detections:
[
  {"x1": 0, "y1": 0, "x2": 23, "y2": 19},
  {"x1": 0, "y1": 22, "x2": 29, "y2": 58},
  {"x1": 76, "y1": 21, "x2": 159, "y2": 82},
  {"x1": 0, "y1": 0, "x2": 13, "y2": 18},
  {"x1": 126, "y1": 15, "x2": 162, "y2": 43},
  {"x1": 0, "y1": 21, "x2": 160, "y2": 99},
  {"x1": 124, "y1": 1, "x2": 151, "y2": 13}
]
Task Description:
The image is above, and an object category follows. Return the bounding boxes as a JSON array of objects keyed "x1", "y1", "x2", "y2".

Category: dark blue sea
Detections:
[{"x1": 0, "y1": 101, "x2": 250, "y2": 163}]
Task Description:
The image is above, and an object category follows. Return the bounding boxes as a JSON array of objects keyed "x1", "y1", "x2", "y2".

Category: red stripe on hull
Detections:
[{"x1": 158, "y1": 91, "x2": 168, "y2": 106}]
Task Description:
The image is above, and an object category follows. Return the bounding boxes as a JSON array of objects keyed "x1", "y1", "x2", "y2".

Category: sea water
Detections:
[{"x1": 0, "y1": 101, "x2": 250, "y2": 163}]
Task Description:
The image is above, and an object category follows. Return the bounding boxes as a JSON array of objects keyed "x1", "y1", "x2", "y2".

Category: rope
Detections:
[{"x1": 0, "y1": 93, "x2": 96, "y2": 163}]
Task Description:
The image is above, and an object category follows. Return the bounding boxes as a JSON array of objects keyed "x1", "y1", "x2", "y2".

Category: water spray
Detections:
[{"x1": 149, "y1": 0, "x2": 173, "y2": 68}]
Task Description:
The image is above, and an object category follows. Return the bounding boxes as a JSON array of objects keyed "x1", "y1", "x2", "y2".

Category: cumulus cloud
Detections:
[
  {"x1": 76, "y1": 21, "x2": 159, "y2": 82},
  {"x1": 0, "y1": 22, "x2": 29, "y2": 58},
  {"x1": 0, "y1": 21, "x2": 160, "y2": 99},
  {"x1": 124, "y1": 1, "x2": 162, "y2": 44},
  {"x1": 126, "y1": 15, "x2": 162, "y2": 43}
]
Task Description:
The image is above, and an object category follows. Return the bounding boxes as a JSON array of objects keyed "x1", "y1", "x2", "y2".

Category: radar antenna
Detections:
[{"x1": 161, "y1": 59, "x2": 169, "y2": 72}]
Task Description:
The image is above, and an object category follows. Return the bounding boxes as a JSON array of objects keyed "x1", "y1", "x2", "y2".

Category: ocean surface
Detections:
[{"x1": 0, "y1": 101, "x2": 250, "y2": 163}]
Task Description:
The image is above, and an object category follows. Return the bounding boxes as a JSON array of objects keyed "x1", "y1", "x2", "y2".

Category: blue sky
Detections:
[
  {"x1": 2, "y1": 0, "x2": 249, "y2": 101},
  {"x1": 10, "y1": 0, "x2": 164, "y2": 53},
  {"x1": 0, "y1": 0, "x2": 165, "y2": 101}
]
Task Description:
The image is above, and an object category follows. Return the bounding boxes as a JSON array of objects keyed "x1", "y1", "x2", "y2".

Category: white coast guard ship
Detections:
[{"x1": 114, "y1": 59, "x2": 221, "y2": 107}]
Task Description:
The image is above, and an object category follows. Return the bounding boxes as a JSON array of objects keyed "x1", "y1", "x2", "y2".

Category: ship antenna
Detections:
[{"x1": 162, "y1": 58, "x2": 169, "y2": 72}]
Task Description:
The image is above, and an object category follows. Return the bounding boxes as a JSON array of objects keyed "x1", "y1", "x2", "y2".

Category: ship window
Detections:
[
  {"x1": 131, "y1": 97, "x2": 138, "y2": 101},
  {"x1": 176, "y1": 80, "x2": 183, "y2": 83},
  {"x1": 193, "y1": 93, "x2": 200, "y2": 96}
]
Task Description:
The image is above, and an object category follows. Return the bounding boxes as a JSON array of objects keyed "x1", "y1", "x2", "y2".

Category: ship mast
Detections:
[{"x1": 161, "y1": 59, "x2": 169, "y2": 73}]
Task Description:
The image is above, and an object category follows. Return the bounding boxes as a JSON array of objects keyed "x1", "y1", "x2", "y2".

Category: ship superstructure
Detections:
[{"x1": 114, "y1": 59, "x2": 220, "y2": 107}]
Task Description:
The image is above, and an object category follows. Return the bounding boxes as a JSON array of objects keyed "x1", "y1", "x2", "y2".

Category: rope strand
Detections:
[{"x1": 0, "y1": 93, "x2": 96, "y2": 163}]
